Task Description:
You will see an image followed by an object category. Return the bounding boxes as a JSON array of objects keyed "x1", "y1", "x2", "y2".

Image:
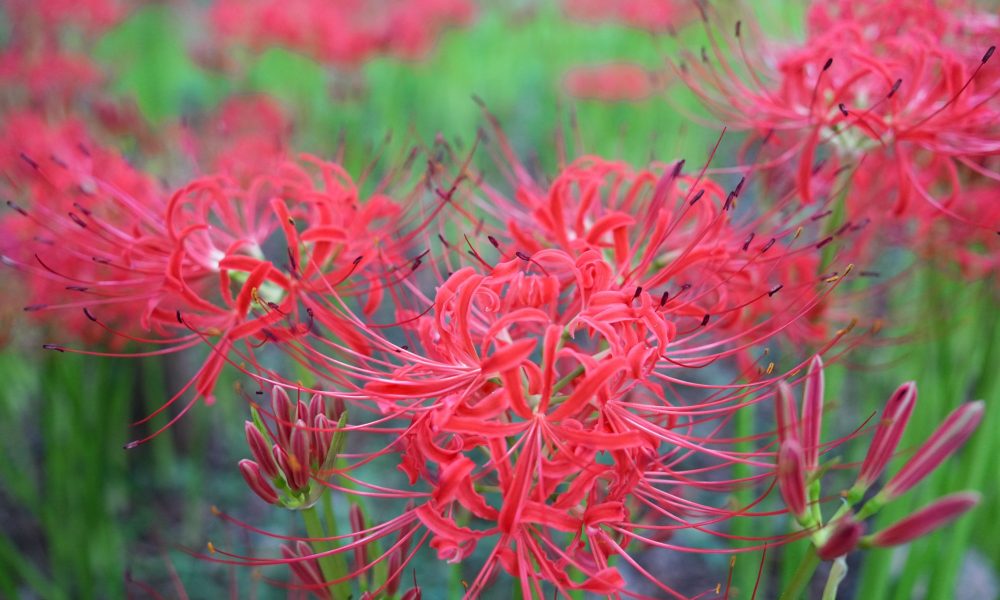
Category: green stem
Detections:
[
  {"x1": 779, "y1": 545, "x2": 820, "y2": 600},
  {"x1": 302, "y1": 506, "x2": 351, "y2": 598},
  {"x1": 822, "y1": 557, "x2": 848, "y2": 600}
]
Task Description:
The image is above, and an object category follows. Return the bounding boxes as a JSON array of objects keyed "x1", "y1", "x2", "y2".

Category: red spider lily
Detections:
[
  {"x1": 0, "y1": 111, "x2": 163, "y2": 343},
  {"x1": 678, "y1": 0, "x2": 1000, "y2": 229},
  {"x1": 197, "y1": 144, "x2": 873, "y2": 595},
  {"x1": 562, "y1": 0, "x2": 697, "y2": 33},
  {"x1": 1, "y1": 0, "x2": 127, "y2": 111},
  {"x1": 209, "y1": 0, "x2": 474, "y2": 67},
  {"x1": 4, "y1": 0, "x2": 125, "y2": 38},
  {"x1": 562, "y1": 63, "x2": 666, "y2": 102},
  {"x1": 3, "y1": 134, "x2": 438, "y2": 443}
]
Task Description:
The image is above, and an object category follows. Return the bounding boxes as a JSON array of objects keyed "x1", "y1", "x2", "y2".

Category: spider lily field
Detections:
[{"x1": 0, "y1": 1, "x2": 998, "y2": 598}]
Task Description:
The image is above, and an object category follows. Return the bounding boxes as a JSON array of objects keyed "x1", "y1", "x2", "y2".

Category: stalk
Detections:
[
  {"x1": 778, "y1": 544, "x2": 820, "y2": 600},
  {"x1": 302, "y1": 505, "x2": 351, "y2": 598}
]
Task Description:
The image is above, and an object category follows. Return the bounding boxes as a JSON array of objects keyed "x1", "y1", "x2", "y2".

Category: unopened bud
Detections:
[
  {"x1": 778, "y1": 439, "x2": 808, "y2": 519},
  {"x1": 238, "y1": 459, "x2": 278, "y2": 505},
  {"x1": 882, "y1": 401, "x2": 984, "y2": 500},
  {"x1": 870, "y1": 492, "x2": 980, "y2": 547},
  {"x1": 801, "y1": 355, "x2": 824, "y2": 472},
  {"x1": 776, "y1": 381, "x2": 799, "y2": 444},
  {"x1": 271, "y1": 387, "x2": 293, "y2": 447},
  {"x1": 245, "y1": 421, "x2": 278, "y2": 478},
  {"x1": 817, "y1": 514, "x2": 863, "y2": 560},
  {"x1": 856, "y1": 382, "x2": 916, "y2": 490}
]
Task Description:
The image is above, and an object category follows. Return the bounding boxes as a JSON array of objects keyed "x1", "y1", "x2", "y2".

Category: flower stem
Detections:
[
  {"x1": 779, "y1": 545, "x2": 820, "y2": 600},
  {"x1": 302, "y1": 505, "x2": 351, "y2": 598},
  {"x1": 822, "y1": 557, "x2": 848, "y2": 600}
]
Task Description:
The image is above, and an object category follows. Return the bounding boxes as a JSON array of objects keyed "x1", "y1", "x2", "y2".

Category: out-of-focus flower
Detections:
[
  {"x1": 562, "y1": 62, "x2": 666, "y2": 102},
  {"x1": 209, "y1": 0, "x2": 475, "y2": 67},
  {"x1": 562, "y1": 0, "x2": 697, "y2": 33},
  {"x1": 678, "y1": 0, "x2": 1000, "y2": 232}
]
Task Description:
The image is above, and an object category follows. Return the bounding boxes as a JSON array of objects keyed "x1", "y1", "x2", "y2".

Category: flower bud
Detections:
[
  {"x1": 778, "y1": 438, "x2": 808, "y2": 519},
  {"x1": 271, "y1": 386, "x2": 294, "y2": 447},
  {"x1": 238, "y1": 459, "x2": 279, "y2": 505},
  {"x1": 817, "y1": 514, "x2": 863, "y2": 560},
  {"x1": 350, "y1": 503, "x2": 369, "y2": 572},
  {"x1": 308, "y1": 393, "x2": 325, "y2": 423},
  {"x1": 244, "y1": 421, "x2": 278, "y2": 478},
  {"x1": 291, "y1": 418, "x2": 312, "y2": 475},
  {"x1": 385, "y1": 550, "x2": 403, "y2": 597},
  {"x1": 281, "y1": 543, "x2": 326, "y2": 590},
  {"x1": 401, "y1": 587, "x2": 422, "y2": 600},
  {"x1": 882, "y1": 401, "x2": 984, "y2": 500},
  {"x1": 274, "y1": 445, "x2": 308, "y2": 491},
  {"x1": 870, "y1": 492, "x2": 980, "y2": 547},
  {"x1": 775, "y1": 381, "x2": 800, "y2": 444},
  {"x1": 856, "y1": 382, "x2": 916, "y2": 489},
  {"x1": 801, "y1": 355, "x2": 824, "y2": 472},
  {"x1": 313, "y1": 414, "x2": 334, "y2": 465}
]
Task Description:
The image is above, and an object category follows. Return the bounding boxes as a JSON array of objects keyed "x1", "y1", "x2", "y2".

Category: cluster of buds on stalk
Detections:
[
  {"x1": 774, "y1": 356, "x2": 984, "y2": 597},
  {"x1": 239, "y1": 387, "x2": 348, "y2": 509}
]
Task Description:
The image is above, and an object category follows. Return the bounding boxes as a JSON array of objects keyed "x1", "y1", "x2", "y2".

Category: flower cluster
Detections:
[
  {"x1": 210, "y1": 0, "x2": 475, "y2": 67},
  {"x1": 0, "y1": 1, "x2": 993, "y2": 598}
]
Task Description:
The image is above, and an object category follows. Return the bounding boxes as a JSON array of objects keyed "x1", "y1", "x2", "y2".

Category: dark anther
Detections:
[
  {"x1": 742, "y1": 233, "x2": 755, "y2": 251},
  {"x1": 724, "y1": 191, "x2": 736, "y2": 211},
  {"x1": 488, "y1": 235, "x2": 500, "y2": 248},
  {"x1": 515, "y1": 251, "x2": 531, "y2": 261},
  {"x1": 888, "y1": 79, "x2": 903, "y2": 98},
  {"x1": 735, "y1": 20, "x2": 742, "y2": 37},
  {"x1": 838, "y1": 103, "x2": 849, "y2": 116},
  {"x1": 689, "y1": 190, "x2": 705, "y2": 205},
  {"x1": 768, "y1": 285, "x2": 783, "y2": 297},
  {"x1": 984, "y1": 46, "x2": 996, "y2": 64},
  {"x1": 660, "y1": 291, "x2": 670, "y2": 306},
  {"x1": 823, "y1": 57, "x2": 833, "y2": 71},
  {"x1": 6, "y1": 200, "x2": 28, "y2": 216},
  {"x1": 734, "y1": 176, "x2": 746, "y2": 196},
  {"x1": 633, "y1": 286, "x2": 643, "y2": 300},
  {"x1": 19, "y1": 153, "x2": 39, "y2": 170},
  {"x1": 42, "y1": 344, "x2": 65, "y2": 352},
  {"x1": 762, "y1": 238, "x2": 776, "y2": 253},
  {"x1": 701, "y1": 314, "x2": 711, "y2": 326},
  {"x1": 84, "y1": 308, "x2": 97, "y2": 322},
  {"x1": 672, "y1": 159, "x2": 685, "y2": 177},
  {"x1": 23, "y1": 304, "x2": 46, "y2": 312},
  {"x1": 811, "y1": 209, "x2": 833, "y2": 221},
  {"x1": 680, "y1": 283, "x2": 692, "y2": 291},
  {"x1": 353, "y1": 256, "x2": 363, "y2": 265},
  {"x1": 438, "y1": 234, "x2": 450, "y2": 247},
  {"x1": 176, "y1": 310, "x2": 184, "y2": 324},
  {"x1": 66, "y1": 286, "x2": 88, "y2": 292},
  {"x1": 69, "y1": 212, "x2": 87, "y2": 228},
  {"x1": 816, "y1": 236, "x2": 834, "y2": 249},
  {"x1": 92, "y1": 256, "x2": 110, "y2": 264}
]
